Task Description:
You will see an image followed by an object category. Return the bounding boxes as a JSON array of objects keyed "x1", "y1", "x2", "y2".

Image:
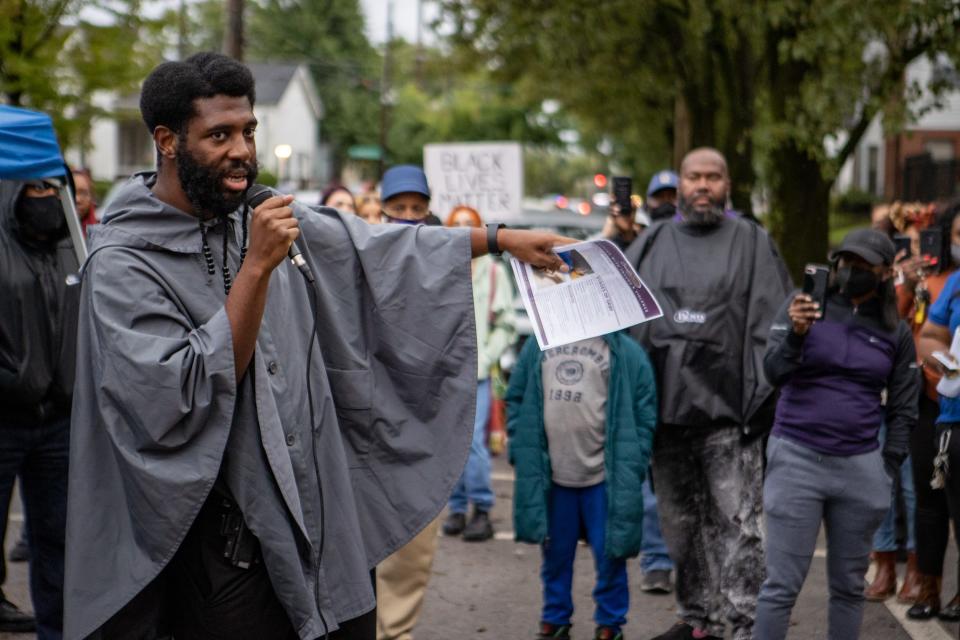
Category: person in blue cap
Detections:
[
  {"x1": 379, "y1": 164, "x2": 436, "y2": 225},
  {"x1": 375, "y1": 163, "x2": 449, "y2": 640},
  {"x1": 643, "y1": 170, "x2": 679, "y2": 222}
]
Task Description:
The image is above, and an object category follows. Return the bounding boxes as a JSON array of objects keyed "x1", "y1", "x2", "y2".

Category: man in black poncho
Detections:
[
  {"x1": 64, "y1": 53, "x2": 571, "y2": 640},
  {"x1": 0, "y1": 177, "x2": 81, "y2": 639},
  {"x1": 627, "y1": 148, "x2": 792, "y2": 640}
]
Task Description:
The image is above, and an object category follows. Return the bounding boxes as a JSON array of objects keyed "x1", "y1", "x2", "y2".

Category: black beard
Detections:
[
  {"x1": 175, "y1": 139, "x2": 258, "y2": 219},
  {"x1": 678, "y1": 191, "x2": 725, "y2": 227}
]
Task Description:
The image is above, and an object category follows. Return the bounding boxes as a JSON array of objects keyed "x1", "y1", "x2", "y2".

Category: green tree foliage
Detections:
[
  {"x1": 439, "y1": 0, "x2": 960, "y2": 276},
  {"x1": 0, "y1": 0, "x2": 165, "y2": 152},
  {"x1": 760, "y1": 0, "x2": 960, "y2": 276},
  {"x1": 175, "y1": 0, "x2": 575, "y2": 185},
  {"x1": 383, "y1": 40, "x2": 564, "y2": 169},
  {"x1": 240, "y1": 0, "x2": 382, "y2": 174}
]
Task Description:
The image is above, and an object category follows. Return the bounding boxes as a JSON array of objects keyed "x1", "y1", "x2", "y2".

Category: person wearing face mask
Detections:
[
  {"x1": 374, "y1": 163, "x2": 443, "y2": 640},
  {"x1": 625, "y1": 148, "x2": 792, "y2": 640},
  {"x1": 643, "y1": 170, "x2": 679, "y2": 222},
  {"x1": 0, "y1": 178, "x2": 81, "y2": 638},
  {"x1": 378, "y1": 165, "x2": 432, "y2": 227},
  {"x1": 756, "y1": 228, "x2": 919, "y2": 639}
]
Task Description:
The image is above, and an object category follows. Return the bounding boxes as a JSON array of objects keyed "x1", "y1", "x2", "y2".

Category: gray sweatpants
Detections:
[
  {"x1": 653, "y1": 426, "x2": 765, "y2": 640},
  {"x1": 754, "y1": 435, "x2": 891, "y2": 640}
]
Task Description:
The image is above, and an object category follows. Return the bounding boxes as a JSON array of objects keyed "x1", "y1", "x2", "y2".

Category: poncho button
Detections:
[
  {"x1": 268, "y1": 361, "x2": 279, "y2": 375},
  {"x1": 286, "y1": 433, "x2": 296, "y2": 446}
]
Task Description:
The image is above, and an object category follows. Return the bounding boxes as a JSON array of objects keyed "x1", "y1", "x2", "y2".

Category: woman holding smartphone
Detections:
[{"x1": 754, "y1": 228, "x2": 920, "y2": 640}]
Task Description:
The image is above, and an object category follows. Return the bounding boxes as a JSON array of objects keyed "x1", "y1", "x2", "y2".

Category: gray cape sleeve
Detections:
[
  {"x1": 296, "y1": 206, "x2": 478, "y2": 564},
  {"x1": 65, "y1": 246, "x2": 237, "y2": 637}
]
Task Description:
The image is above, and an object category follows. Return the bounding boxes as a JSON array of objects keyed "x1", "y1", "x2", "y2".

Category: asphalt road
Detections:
[{"x1": 2, "y1": 456, "x2": 958, "y2": 639}]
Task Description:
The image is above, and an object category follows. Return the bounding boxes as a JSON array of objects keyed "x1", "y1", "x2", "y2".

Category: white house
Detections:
[
  {"x1": 68, "y1": 61, "x2": 324, "y2": 187},
  {"x1": 837, "y1": 54, "x2": 960, "y2": 201}
]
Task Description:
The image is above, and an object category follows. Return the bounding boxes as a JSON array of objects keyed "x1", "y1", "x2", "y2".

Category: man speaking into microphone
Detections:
[{"x1": 64, "y1": 52, "x2": 571, "y2": 640}]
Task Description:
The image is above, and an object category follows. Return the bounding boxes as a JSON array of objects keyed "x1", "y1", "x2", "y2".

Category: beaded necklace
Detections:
[{"x1": 198, "y1": 203, "x2": 249, "y2": 296}]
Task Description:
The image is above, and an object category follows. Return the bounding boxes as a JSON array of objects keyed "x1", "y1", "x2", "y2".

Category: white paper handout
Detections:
[
  {"x1": 510, "y1": 239, "x2": 663, "y2": 350},
  {"x1": 936, "y1": 326, "x2": 960, "y2": 398}
]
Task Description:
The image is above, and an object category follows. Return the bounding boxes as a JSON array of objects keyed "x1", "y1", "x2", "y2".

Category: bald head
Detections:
[
  {"x1": 680, "y1": 147, "x2": 728, "y2": 178},
  {"x1": 678, "y1": 147, "x2": 730, "y2": 226}
]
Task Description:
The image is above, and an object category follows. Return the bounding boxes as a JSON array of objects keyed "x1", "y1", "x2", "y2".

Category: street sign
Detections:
[{"x1": 423, "y1": 141, "x2": 524, "y2": 222}]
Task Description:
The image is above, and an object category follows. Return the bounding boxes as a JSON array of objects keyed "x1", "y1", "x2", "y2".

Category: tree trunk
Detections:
[
  {"x1": 672, "y1": 94, "x2": 690, "y2": 168},
  {"x1": 770, "y1": 141, "x2": 831, "y2": 282}
]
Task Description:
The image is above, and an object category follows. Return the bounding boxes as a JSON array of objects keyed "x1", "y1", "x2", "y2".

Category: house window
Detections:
[
  {"x1": 924, "y1": 139, "x2": 955, "y2": 162},
  {"x1": 117, "y1": 119, "x2": 154, "y2": 175},
  {"x1": 867, "y1": 145, "x2": 879, "y2": 196}
]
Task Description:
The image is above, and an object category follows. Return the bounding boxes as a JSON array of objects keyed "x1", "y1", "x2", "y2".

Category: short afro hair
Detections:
[{"x1": 140, "y1": 52, "x2": 256, "y2": 135}]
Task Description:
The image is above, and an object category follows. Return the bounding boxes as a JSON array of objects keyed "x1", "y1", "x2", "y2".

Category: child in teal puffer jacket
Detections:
[{"x1": 506, "y1": 331, "x2": 658, "y2": 640}]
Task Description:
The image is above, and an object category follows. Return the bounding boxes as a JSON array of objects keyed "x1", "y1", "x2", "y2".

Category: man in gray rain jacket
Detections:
[{"x1": 64, "y1": 52, "x2": 570, "y2": 640}]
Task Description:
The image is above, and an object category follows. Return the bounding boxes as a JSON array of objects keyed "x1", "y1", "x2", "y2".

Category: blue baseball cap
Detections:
[
  {"x1": 646, "y1": 170, "x2": 678, "y2": 197},
  {"x1": 381, "y1": 165, "x2": 431, "y2": 202}
]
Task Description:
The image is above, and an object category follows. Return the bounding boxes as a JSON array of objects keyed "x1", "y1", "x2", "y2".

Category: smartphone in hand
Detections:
[
  {"x1": 612, "y1": 177, "x2": 633, "y2": 217},
  {"x1": 893, "y1": 234, "x2": 912, "y2": 259},
  {"x1": 802, "y1": 263, "x2": 830, "y2": 316}
]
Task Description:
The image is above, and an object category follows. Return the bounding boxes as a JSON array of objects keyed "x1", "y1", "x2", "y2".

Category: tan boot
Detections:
[
  {"x1": 865, "y1": 551, "x2": 898, "y2": 601},
  {"x1": 897, "y1": 552, "x2": 922, "y2": 603},
  {"x1": 906, "y1": 575, "x2": 942, "y2": 619}
]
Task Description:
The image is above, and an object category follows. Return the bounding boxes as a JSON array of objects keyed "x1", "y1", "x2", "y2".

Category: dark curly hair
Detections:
[{"x1": 140, "y1": 52, "x2": 256, "y2": 135}]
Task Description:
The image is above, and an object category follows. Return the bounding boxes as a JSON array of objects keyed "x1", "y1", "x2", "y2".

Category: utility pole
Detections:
[
  {"x1": 178, "y1": 0, "x2": 188, "y2": 60},
  {"x1": 377, "y1": 0, "x2": 394, "y2": 179},
  {"x1": 224, "y1": 0, "x2": 244, "y2": 61},
  {"x1": 414, "y1": 0, "x2": 423, "y2": 89}
]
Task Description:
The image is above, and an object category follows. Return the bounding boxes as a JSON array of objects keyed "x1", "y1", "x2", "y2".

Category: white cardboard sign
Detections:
[{"x1": 423, "y1": 141, "x2": 523, "y2": 222}]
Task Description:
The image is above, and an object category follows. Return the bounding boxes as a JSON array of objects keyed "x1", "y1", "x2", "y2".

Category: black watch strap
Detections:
[{"x1": 487, "y1": 223, "x2": 506, "y2": 256}]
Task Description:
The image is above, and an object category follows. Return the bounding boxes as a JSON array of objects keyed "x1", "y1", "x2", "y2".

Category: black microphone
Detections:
[{"x1": 246, "y1": 184, "x2": 315, "y2": 283}]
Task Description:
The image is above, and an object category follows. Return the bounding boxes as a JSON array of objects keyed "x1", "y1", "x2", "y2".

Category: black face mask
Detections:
[
  {"x1": 837, "y1": 265, "x2": 879, "y2": 299},
  {"x1": 16, "y1": 195, "x2": 66, "y2": 241},
  {"x1": 648, "y1": 202, "x2": 677, "y2": 221}
]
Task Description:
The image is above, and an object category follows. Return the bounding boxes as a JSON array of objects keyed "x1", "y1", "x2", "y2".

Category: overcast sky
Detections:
[{"x1": 360, "y1": 0, "x2": 439, "y2": 44}]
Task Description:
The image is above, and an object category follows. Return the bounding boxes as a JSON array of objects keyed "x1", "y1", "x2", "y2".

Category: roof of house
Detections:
[{"x1": 247, "y1": 62, "x2": 300, "y2": 106}]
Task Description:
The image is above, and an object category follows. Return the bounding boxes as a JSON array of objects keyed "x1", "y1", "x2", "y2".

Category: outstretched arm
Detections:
[{"x1": 470, "y1": 227, "x2": 575, "y2": 271}]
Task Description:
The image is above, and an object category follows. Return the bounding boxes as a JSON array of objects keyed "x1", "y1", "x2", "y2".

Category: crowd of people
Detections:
[{"x1": 2, "y1": 50, "x2": 960, "y2": 640}]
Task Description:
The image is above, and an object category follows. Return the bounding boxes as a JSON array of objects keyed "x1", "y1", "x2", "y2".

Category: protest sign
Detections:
[{"x1": 423, "y1": 142, "x2": 523, "y2": 221}]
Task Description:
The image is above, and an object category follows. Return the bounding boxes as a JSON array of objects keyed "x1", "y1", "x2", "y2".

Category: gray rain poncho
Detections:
[{"x1": 64, "y1": 174, "x2": 477, "y2": 639}]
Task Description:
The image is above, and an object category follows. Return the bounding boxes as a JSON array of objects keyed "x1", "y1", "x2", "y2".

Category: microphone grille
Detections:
[{"x1": 246, "y1": 184, "x2": 275, "y2": 209}]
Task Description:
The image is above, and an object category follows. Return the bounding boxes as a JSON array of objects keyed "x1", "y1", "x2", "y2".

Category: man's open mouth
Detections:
[{"x1": 223, "y1": 172, "x2": 248, "y2": 192}]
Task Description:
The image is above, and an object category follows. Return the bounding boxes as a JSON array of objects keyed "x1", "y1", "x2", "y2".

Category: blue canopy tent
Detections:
[{"x1": 0, "y1": 104, "x2": 87, "y2": 262}]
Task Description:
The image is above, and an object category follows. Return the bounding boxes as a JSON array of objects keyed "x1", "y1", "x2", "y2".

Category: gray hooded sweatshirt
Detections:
[{"x1": 64, "y1": 174, "x2": 477, "y2": 639}]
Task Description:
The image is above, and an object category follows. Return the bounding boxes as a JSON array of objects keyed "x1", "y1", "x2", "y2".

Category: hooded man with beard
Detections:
[
  {"x1": 625, "y1": 148, "x2": 792, "y2": 640},
  {"x1": 0, "y1": 178, "x2": 81, "y2": 638},
  {"x1": 64, "y1": 52, "x2": 572, "y2": 640}
]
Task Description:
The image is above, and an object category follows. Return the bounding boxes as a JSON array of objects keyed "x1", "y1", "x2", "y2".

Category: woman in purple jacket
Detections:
[{"x1": 754, "y1": 228, "x2": 920, "y2": 640}]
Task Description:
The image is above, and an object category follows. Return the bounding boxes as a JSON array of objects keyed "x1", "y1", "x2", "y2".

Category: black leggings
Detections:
[{"x1": 912, "y1": 397, "x2": 960, "y2": 577}]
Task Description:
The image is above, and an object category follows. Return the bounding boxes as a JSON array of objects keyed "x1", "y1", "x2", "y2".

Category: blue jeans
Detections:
[
  {"x1": 640, "y1": 472, "x2": 673, "y2": 574},
  {"x1": 0, "y1": 415, "x2": 69, "y2": 640},
  {"x1": 448, "y1": 379, "x2": 494, "y2": 514},
  {"x1": 873, "y1": 424, "x2": 916, "y2": 552},
  {"x1": 541, "y1": 482, "x2": 628, "y2": 632}
]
